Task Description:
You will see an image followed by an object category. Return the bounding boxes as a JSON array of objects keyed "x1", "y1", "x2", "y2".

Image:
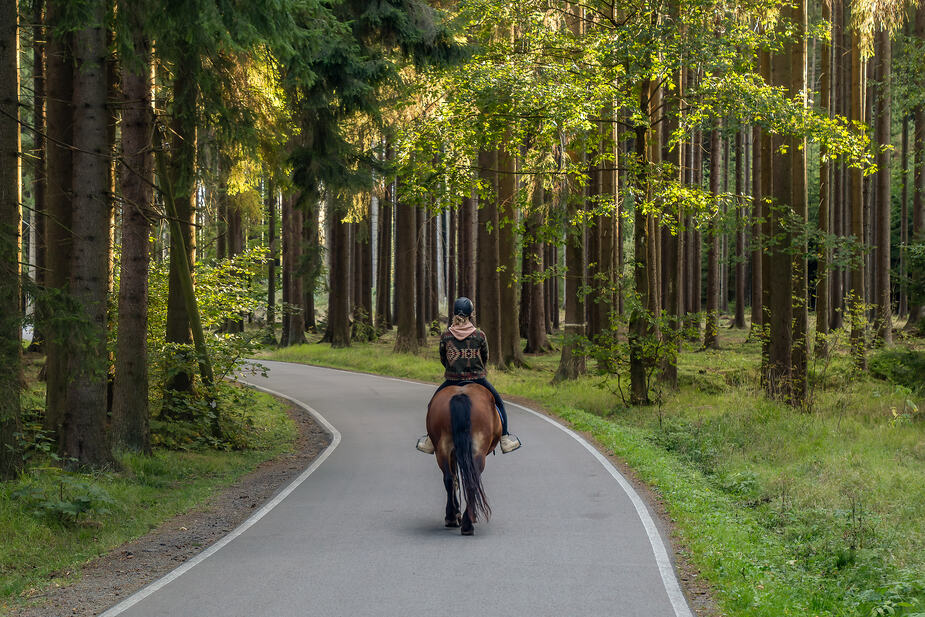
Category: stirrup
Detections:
[
  {"x1": 500, "y1": 434, "x2": 521, "y2": 453},
  {"x1": 416, "y1": 435, "x2": 435, "y2": 454}
]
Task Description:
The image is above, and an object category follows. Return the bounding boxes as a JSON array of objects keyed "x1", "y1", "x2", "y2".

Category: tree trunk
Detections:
[
  {"x1": 283, "y1": 194, "x2": 306, "y2": 346},
  {"x1": 375, "y1": 180, "x2": 392, "y2": 330},
  {"x1": 816, "y1": 3, "x2": 832, "y2": 356},
  {"x1": 393, "y1": 194, "x2": 418, "y2": 352},
  {"x1": 0, "y1": 0, "x2": 23, "y2": 478},
  {"x1": 414, "y1": 206, "x2": 428, "y2": 344},
  {"x1": 457, "y1": 194, "x2": 475, "y2": 301},
  {"x1": 497, "y1": 144, "x2": 525, "y2": 368},
  {"x1": 661, "y1": 66, "x2": 681, "y2": 387},
  {"x1": 734, "y1": 128, "x2": 747, "y2": 329},
  {"x1": 476, "y1": 150, "x2": 501, "y2": 363},
  {"x1": 849, "y1": 30, "x2": 867, "y2": 367},
  {"x1": 164, "y1": 47, "x2": 199, "y2": 394},
  {"x1": 326, "y1": 210, "x2": 351, "y2": 347},
  {"x1": 427, "y1": 212, "x2": 438, "y2": 323},
  {"x1": 43, "y1": 0, "x2": 73, "y2": 436},
  {"x1": 704, "y1": 127, "x2": 721, "y2": 349},
  {"x1": 764, "y1": 34, "x2": 794, "y2": 400},
  {"x1": 899, "y1": 115, "x2": 908, "y2": 319},
  {"x1": 27, "y1": 0, "x2": 46, "y2": 352},
  {"x1": 907, "y1": 85, "x2": 925, "y2": 330},
  {"x1": 524, "y1": 180, "x2": 550, "y2": 353},
  {"x1": 62, "y1": 0, "x2": 113, "y2": 467},
  {"x1": 112, "y1": 21, "x2": 153, "y2": 453},
  {"x1": 266, "y1": 181, "x2": 277, "y2": 335},
  {"x1": 446, "y1": 207, "x2": 456, "y2": 322},
  {"x1": 303, "y1": 198, "x2": 319, "y2": 332},
  {"x1": 280, "y1": 194, "x2": 291, "y2": 347},
  {"x1": 790, "y1": 1, "x2": 809, "y2": 405},
  {"x1": 628, "y1": 82, "x2": 656, "y2": 403},
  {"x1": 874, "y1": 28, "x2": 892, "y2": 343},
  {"x1": 750, "y1": 124, "x2": 763, "y2": 335}
]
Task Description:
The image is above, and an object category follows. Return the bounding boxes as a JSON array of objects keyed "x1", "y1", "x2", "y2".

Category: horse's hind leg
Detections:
[
  {"x1": 443, "y1": 464, "x2": 460, "y2": 528},
  {"x1": 460, "y1": 508, "x2": 474, "y2": 535}
]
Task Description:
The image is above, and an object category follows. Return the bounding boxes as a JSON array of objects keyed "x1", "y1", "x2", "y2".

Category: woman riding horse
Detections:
[{"x1": 416, "y1": 296, "x2": 521, "y2": 454}]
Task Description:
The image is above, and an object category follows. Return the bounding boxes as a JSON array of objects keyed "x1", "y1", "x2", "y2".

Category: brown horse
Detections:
[{"x1": 426, "y1": 383, "x2": 502, "y2": 535}]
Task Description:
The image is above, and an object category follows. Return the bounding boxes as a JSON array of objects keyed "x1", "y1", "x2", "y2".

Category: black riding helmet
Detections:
[{"x1": 453, "y1": 297, "x2": 473, "y2": 317}]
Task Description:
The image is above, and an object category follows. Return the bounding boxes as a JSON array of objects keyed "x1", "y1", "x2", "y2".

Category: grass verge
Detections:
[
  {"x1": 262, "y1": 331, "x2": 925, "y2": 617},
  {"x1": 1, "y1": 380, "x2": 296, "y2": 613}
]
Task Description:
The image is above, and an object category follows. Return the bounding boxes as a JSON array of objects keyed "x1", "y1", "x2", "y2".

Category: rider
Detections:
[{"x1": 416, "y1": 297, "x2": 522, "y2": 454}]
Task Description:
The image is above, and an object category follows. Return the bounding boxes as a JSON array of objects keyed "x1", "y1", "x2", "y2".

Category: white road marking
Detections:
[
  {"x1": 100, "y1": 381, "x2": 341, "y2": 617},
  {"x1": 100, "y1": 363, "x2": 693, "y2": 617}
]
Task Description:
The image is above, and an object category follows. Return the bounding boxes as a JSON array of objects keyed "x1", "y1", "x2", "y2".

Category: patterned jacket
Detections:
[{"x1": 439, "y1": 323, "x2": 489, "y2": 380}]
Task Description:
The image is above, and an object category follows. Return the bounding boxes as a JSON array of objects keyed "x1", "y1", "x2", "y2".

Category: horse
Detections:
[{"x1": 425, "y1": 383, "x2": 502, "y2": 535}]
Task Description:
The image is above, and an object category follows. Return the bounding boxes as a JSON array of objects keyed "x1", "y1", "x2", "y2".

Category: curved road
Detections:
[{"x1": 103, "y1": 361, "x2": 693, "y2": 617}]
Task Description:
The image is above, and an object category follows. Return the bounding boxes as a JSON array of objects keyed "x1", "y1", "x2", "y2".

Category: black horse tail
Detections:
[{"x1": 450, "y1": 393, "x2": 490, "y2": 522}]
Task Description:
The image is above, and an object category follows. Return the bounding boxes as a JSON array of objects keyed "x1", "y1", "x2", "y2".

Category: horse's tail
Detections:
[{"x1": 450, "y1": 393, "x2": 490, "y2": 522}]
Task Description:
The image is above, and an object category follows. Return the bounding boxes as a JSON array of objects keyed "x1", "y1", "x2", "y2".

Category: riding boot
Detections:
[{"x1": 416, "y1": 434, "x2": 435, "y2": 454}]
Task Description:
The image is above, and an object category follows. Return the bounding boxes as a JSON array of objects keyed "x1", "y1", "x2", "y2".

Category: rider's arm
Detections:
[
  {"x1": 479, "y1": 334, "x2": 489, "y2": 366},
  {"x1": 439, "y1": 335, "x2": 448, "y2": 368}
]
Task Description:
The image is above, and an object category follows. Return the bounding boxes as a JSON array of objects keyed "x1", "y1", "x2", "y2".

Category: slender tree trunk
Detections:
[
  {"x1": 303, "y1": 201, "x2": 318, "y2": 332},
  {"x1": 750, "y1": 124, "x2": 763, "y2": 335},
  {"x1": 62, "y1": 0, "x2": 113, "y2": 466},
  {"x1": 704, "y1": 127, "x2": 721, "y2": 349},
  {"x1": 284, "y1": 194, "x2": 306, "y2": 346},
  {"x1": 458, "y1": 193, "x2": 475, "y2": 300},
  {"x1": 326, "y1": 211, "x2": 351, "y2": 347},
  {"x1": 874, "y1": 28, "x2": 892, "y2": 343},
  {"x1": 0, "y1": 0, "x2": 23, "y2": 478},
  {"x1": 414, "y1": 206, "x2": 428, "y2": 344},
  {"x1": 476, "y1": 150, "x2": 501, "y2": 363},
  {"x1": 849, "y1": 30, "x2": 867, "y2": 367},
  {"x1": 394, "y1": 194, "x2": 418, "y2": 352},
  {"x1": 27, "y1": 0, "x2": 46, "y2": 352},
  {"x1": 899, "y1": 115, "x2": 909, "y2": 318},
  {"x1": 628, "y1": 82, "x2": 655, "y2": 403},
  {"x1": 446, "y1": 206, "x2": 456, "y2": 322},
  {"x1": 790, "y1": 0, "x2": 809, "y2": 405},
  {"x1": 816, "y1": 3, "x2": 832, "y2": 356},
  {"x1": 907, "y1": 73, "x2": 925, "y2": 330},
  {"x1": 734, "y1": 128, "x2": 747, "y2": 329},
  {"x1": 497, "y1": 144, "x2": 525, "y2": 368},
  {"x1": 266, "y1": 181, "x2": 277, "y2": 335},
  {"x1": 375, "y1": 181, "x2": 392, "y2": 330},
  {"x1": 661, "y1": 65, "x2": 681, "y2": 386},
  {"x1": 524, "y1": 180, "x2": 550, "y2": 353},
  {"x1": 43, "y1": 0, "x2": 73, "y2": 436},
  {"x1": 280, "y1": 194, "x2": 291, "y2": 347},
  {"x1": 112, "y1": 22, "x2": 153, "y2": 453}
]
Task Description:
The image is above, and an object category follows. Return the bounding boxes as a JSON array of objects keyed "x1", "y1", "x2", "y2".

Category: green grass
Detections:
[
  {"x1": 263, "y1": 329, "x2": 925, "y2": 617},
  {"x1": 1, "y1": 386, "x2": 296, "y2": 613}
]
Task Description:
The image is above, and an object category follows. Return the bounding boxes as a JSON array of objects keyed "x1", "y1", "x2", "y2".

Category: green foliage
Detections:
[
  {"x1": 869, "y1": 349, "x2": 925, "y2": 394},
  {"x1": 12, "y1": 471, "x2": 115, "y2": 526},
  {"x1": 150, "y1": 383, "x2": 266, "y2": 451}
]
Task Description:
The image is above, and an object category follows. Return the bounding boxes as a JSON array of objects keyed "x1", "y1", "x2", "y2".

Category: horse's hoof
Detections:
[
  {"x1": 445, "y1": 519, "x2": 460, "y2": 528},
  {"x1": 461, "y1": 528, "x2": 474, "y2": 536}
]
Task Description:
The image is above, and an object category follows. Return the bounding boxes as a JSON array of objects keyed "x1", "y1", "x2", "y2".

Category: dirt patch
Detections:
[{"x1": 10, "y1": 400, "x2": 331, "y2": 617}]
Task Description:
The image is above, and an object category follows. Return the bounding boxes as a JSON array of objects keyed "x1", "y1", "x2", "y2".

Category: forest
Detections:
[{"x1": 1, "y1": 0, "x2": 924, "y2": 615}]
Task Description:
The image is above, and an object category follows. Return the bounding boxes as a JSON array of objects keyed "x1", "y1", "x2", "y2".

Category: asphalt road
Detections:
[{"x1": 103, "y1": 361, "x2": 693, "y2": 617}]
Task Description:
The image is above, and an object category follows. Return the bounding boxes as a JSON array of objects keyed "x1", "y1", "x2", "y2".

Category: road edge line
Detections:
[
  {"x1": 508, "y1": 401, "x2": 695, "y2": 617},
  {"x1": 266, "y1": 362, "x2": 694, "y2": 617},
  {"x1": 99, "y1": 381, "x2": 341, "y2": 617}
]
